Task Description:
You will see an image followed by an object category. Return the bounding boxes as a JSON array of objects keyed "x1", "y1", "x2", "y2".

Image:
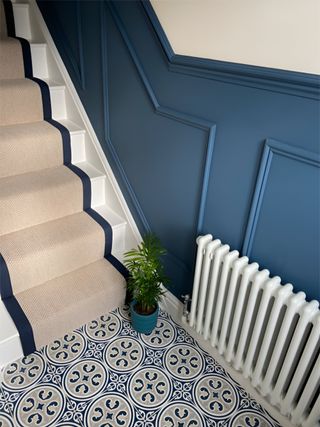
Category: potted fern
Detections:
[{"x1": 124, "y1": 233, "x2": 169, "y2": 334}]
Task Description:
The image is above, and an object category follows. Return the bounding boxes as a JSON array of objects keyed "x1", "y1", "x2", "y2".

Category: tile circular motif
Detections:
[
  {"x1": 230, "y1": 411, "x2": 274, "y2": 427},
  {"x1": 85, "y1": 313, "x2": 121, "y2": 341},
  {"x1": 0, "y1": 413, "x2": 14, "y2": 427},
  {"x1": 45, "y1": 332, "x2": 85, "y2": 364},
  {"x1": 128, "y1": 367, "x2": 170, "y2": 408},
  {"x1": 15, "y1": 385, "x2": 64, "y2": 427},
  {"x1": 2, "y1": 354, "x2": 44, "y2": 390},
  {"x1": 157, "y1": 402, "x2": 204, "y2": 426},
  {"x1": 86, "y1": 393, "x2": 133, "y2": 426},
  {"x1": 165, "y1": 344, "x2": 203, "y2": 379},
  {"x1": 194, "y1": 374, "x2": 237, "y2": 417},
  {"x1": 118, "y1": 305, "x2": 130, "y2": 320},
  {"x1": 104, "y1": 337, "x2": 144, "y2": 372},
  {"x1": 63, "y1": 359, "x2": 107, "y2": 400},
  {"x1": 141, "y1": 319, "x2": 175, "y2": 348}
]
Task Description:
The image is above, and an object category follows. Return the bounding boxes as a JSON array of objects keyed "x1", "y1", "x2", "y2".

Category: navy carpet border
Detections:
[
  {"x1": 0, "y1": 254, "x2": 11, "y2": 300},
  {"x1": 3, "y1": 0, "x2": 15, "y2": 37},
  {"x1": 0, "y1": 1, "x2": 128, "y2": 356}
]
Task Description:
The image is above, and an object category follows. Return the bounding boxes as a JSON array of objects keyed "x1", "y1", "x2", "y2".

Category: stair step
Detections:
[
  {"x1": 0, "y1": 37, "x2": 24, "y2": 79},
  {"x1": 0, "y1": 76, "x2": 67, "y2": 124},
  {"x1": 16, "y1": 258, "x2": 126, "y2": 349},
  {"x1": 0, "y1": 121, "x2": 64, "y2": 178},
  {"x1": 59, "y1": 119, "x2": 86, "y2": 163},
  {"x1": 0, "y1": 166, "x2": 83, "y2": 236},
  {"x1": 0, "y1": 78, "x2": 43, "y2": 125},
  {"x1": 0, "y1": 258, "x2": 126, "y2": 365},
  {"x1": 45, "y1": 79, "x2": 67, "y2": 120},
  {"x1": 0, "y1": 211, "x2": 105, "y2": 295},
  {"x1": 95, "y1": 205, "x2": 127, "y2": 252}
]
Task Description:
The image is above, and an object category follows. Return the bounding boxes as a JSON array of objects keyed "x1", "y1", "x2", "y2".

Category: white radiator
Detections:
[{"x1": 188, "y1": 234, "x2": 320, "y2": 427}]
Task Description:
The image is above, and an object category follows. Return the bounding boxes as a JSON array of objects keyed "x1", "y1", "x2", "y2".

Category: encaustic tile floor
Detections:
[{"x1": 0, "y1": 306, "x2": 281, "y2": 427}]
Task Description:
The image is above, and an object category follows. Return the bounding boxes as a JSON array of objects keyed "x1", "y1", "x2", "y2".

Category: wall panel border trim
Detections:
[
  {"x1": 242, "y1": 139, "x2": 320, "y2": 257},
  {"x1": 105, "y1": 1, "x2": 217, "y2": 235},
  {"x1": 142, "y1": 1, "x2": 320, "y2": 100}
]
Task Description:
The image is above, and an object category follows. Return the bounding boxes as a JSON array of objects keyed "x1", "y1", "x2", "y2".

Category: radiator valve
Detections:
[{"x1": 181, "y1": 294, "x2": 191, "y2": 323}]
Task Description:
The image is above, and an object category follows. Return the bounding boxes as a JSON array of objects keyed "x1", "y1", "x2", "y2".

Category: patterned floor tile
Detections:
[{"x1": 0, "y1": 307, "x2": 281, "y2": 427}]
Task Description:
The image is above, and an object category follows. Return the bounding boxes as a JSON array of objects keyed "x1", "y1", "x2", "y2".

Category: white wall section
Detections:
[{"x1": 151, "y1": 0, "x2": 320, "y2": 74}]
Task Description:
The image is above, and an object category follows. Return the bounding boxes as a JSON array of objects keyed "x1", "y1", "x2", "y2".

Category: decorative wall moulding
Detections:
[{"x1": 142, "y1": 1, "x2": 320, "y2": 100}]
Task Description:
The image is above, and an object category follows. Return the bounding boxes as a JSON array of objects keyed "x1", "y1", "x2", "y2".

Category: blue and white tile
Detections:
[
  {"x1": 0, "y1": 381, "x2": 14, "y2": 425},
  {"x1": 0, "y1": 306, "x2": 281, "y2": 427}
]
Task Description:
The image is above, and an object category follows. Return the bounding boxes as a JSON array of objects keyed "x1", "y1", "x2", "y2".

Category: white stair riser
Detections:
[
  {"x1": 0, "y1": 301, "x2": 21, "y2": 368},
  {"x1": 113, "y1": 224, "x2": 126, "y2": 253},
  {"x1": 50, "y1": 86, "x2": 67, "y2": 120},
  {"x1": 0, "y1": 337, "x2": 22, "y2": 369},
  {"x1": 91, "y1": 176, "x2": 106, "y2": 208},
  {"x1": 30, "y1": 44, "x2": 49, "y2": 79},
  {"x1": 71, "y1": 132, "x2": 86, "y2": 164},
  {"x1": 13, "y1": 4, "x2": 32, "y2": 40}
]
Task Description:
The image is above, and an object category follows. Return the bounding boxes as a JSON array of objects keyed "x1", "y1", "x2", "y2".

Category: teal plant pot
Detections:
[{"x1": 130, "y1": 301, "x2": 159, "y2": 334}]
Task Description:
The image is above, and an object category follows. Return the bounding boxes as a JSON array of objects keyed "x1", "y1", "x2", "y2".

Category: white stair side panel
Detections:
[
  {"x1": 58, "y1": 119, "x2": 86, "y2": 164},
  {"x1": 70, "y1": 132, "x2": 86, "y2": 164},
  {"x1": 12, "y1": 4, "x2": 32, "y2": 40},
  {"x1": 94, "y1": 205, "x2": 127, "y2": 253},
  {"x1": 49, "y1": 84, "x2": 67, "y2": 120},
  {"x1": 30, "y1": 43, "x2": 49, "y2": 79},
  {"x1": 75, "y1": 161, "x2": 106, "y2": 208},
  {"x1": 0, "y1": 302, "x2": 23, "y2": 367}
]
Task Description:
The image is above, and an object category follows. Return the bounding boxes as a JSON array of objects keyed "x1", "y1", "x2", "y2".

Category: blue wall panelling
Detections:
[{"x1": 37, "y1": 0, "x2": 320, "y2": 300}]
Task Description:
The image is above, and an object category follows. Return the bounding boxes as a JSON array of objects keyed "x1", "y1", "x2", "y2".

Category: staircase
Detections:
[{"x1": 0, "y1": 0, "x2": 140, "y2": 366}]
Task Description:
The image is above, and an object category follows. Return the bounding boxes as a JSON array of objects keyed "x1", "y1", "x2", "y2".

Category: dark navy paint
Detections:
[{"x1": 37, "y1": 0, "x2": 320, "y2": 300}]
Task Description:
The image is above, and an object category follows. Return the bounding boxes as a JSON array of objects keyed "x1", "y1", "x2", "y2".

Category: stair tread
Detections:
[
  {"x1": 95, "y1": 205, "x2": 127, "y2": 228},
  {"x1": 0, "y1": 165, "x2": 83, "y2": 236},
  {"x1": 75, "y1": 161, "x2": 104, "y2": 179},
  {"x1": 0, "y1": 37, "x2": 24, "y2": 80},
  {"x1": 58, "y1": 118, "x2": 85, "y2": 134},
  {"x1": 0, "y1": 78, "x2": 43, "y2": 125},
  {"x1": 15, "y1": 258, "x2": 126, "y2": 349},
  {"x1": 0, "y1": 211, "x2": 105, "y2": 294},
  {"x1": 0, "y1": 121, "x2": 63, "y2": 178},
  {"x1": 42, "y1": 78, "x2": 64, "y2": 89}
]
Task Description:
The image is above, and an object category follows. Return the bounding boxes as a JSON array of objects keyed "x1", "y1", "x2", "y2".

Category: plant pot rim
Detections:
[{"x1": 130, "y1": 300, "x2": 159, "y2": 316}]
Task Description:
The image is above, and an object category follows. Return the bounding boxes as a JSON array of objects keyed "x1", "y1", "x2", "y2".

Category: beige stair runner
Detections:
[{"x1": 0, "y1": 1, "x2": 126, "y2": 354}]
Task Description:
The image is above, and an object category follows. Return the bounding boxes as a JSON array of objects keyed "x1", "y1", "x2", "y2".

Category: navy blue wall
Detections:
[{"x1": 38, "y1": 0, "x2": 320, "y2": 301}]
